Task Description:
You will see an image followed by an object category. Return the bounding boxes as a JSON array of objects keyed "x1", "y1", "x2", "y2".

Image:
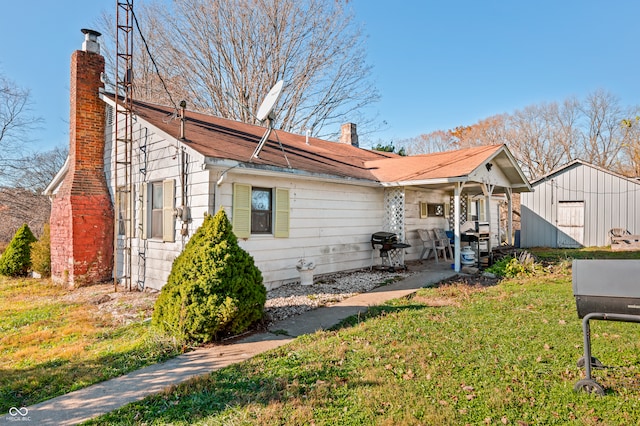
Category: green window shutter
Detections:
[
  {"x1": 162, "y1": 179, "x2": 175, "y2": 242},
  {"x1": 141, "y1": 182, "x2": 147, "y2": 240},
  {"x1": 233, "y1": 183, "x2": 251, "y2": 238},
  {"x1": 274, "y1": 188, "x2": 290, "y2": 238}
]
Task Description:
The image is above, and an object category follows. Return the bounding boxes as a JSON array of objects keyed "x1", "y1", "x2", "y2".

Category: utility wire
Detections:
[{"x1": 130, "y1": 5, "x2": 179, "y2": 113}]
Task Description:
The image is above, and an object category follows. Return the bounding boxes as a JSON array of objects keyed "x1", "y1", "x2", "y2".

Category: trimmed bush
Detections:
[
  {"x1": 30, "y1": 223, "x2": 51, "y2": 277},
  {"x1": 0, "y1": 224, "x2": 37, "y2": 277},
  {"x1": 152, "y1": 209, "x2": 266, "y2": 343}
]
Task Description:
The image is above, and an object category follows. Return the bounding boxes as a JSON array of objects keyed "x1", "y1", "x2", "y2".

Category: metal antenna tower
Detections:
[{"x1": 114, "y1": 0, "x2": 134, "y2": 291}]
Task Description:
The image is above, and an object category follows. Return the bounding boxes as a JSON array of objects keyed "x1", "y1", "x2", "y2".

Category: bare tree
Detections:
[
  {"x1": 577, "y1": 89, "x2": 628, "y2": 170},
  {"x1": 401, "y1": 90, "x2": 639, "y2": 180},
  {"x1": 12, "y1": 146, "x2": 68, "y2": 193},
  {"x1": 619, "y1": 114, "x2": 640, "y2": 177},
  {"x1": 0, "y1": 187, "x2": 51, "y2": 242},
  {"x1": 450, "y1": 115, "x2": 510, "y2": 148},
  {"x1": 396, "y1": 130, "x2": 457, "y2": 155},
  {"x1": 506, "y1": 103, "x2": 576, "y2": 178},
  {"x1": 100, "y1": 0, "x2": 379, "y2": 139},
  {"x1": 0, "y1": 74, "x2": 41, "y2": 185}
]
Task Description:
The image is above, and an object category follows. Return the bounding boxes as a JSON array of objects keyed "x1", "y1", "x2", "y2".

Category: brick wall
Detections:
[{"x1": 50, "y1": 46, "x2": 114, "y2": 287}]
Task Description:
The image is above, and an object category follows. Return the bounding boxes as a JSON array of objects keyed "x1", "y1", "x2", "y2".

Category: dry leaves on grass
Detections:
[{"x1": 59, "y1": 283, "x2": 159, "y2": 326}]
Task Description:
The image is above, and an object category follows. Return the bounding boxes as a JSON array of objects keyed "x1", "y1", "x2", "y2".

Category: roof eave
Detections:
[
  {"x1": 379, "y1": 177, "x2": 469, "y2": 187},
  {"x1": 44, "y1": 156, "x2": 69, "y2": 196},
  {"x1": 205, "y1": 158, "x2": 382, "y2": 187}
]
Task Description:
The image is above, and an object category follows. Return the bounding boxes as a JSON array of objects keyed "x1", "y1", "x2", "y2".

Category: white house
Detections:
[{"x1": 46, "y1": 30, "x2": 531, "y2": 290}]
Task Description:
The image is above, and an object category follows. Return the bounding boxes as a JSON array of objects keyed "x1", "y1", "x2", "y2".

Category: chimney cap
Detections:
[
  {"x1": 81, "y1": 28, "x2": 101, "y2": 54},
  {"x1": 81, "y1": 28, "x2": 102, "y2": 37}
]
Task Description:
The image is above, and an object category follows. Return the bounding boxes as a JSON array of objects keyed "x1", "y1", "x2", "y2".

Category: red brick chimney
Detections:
[{"x1": 49, "y1": 29, "x2": 114, "y2": 287}]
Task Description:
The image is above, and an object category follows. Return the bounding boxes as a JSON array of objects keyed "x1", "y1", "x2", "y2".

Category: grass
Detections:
[
  {"x1": 0, "y1": 277, "x2": 182, "y2": 412},
  {"x1": 84, "y1": 249, "x2": 640, "y2": 425}
]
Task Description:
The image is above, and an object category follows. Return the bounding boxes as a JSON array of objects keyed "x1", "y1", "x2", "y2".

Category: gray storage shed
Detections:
[{"x1": 521, "y1": 160, "x2": 640, "y2": 248}]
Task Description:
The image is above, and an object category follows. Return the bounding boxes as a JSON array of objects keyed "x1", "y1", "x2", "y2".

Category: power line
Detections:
[{"x1": 130, "y1": 5, "x2": 178, "y2": 112}]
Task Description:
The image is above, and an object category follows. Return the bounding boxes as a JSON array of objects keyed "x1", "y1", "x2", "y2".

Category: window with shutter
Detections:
[
  {"x1": 145, "y1": 180, "x2": 175, "y2": 242},
  {"x1": 232, "y1": 184, "x2": 290, "y2": 238}
]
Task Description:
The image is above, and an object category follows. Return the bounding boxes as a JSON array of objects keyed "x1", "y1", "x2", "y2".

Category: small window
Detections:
[
  {"x1": 142, "y1": 180, "x2": 175, "y2": 242},
  {"x1": 428, "y1": 203, "x2": 445, "y2": 217},
  {"x1": 251, "y1": 187, "x2": 272, "y2": 234},
  {"x1": 420, "y1": 202, "x2": 445, "y2": 218}
]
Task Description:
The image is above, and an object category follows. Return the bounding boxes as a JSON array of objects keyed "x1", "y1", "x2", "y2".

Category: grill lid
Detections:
[
  {"x1": 572, "y1": 260, "x2": 640, "y2": 298},
  {"x1": 573, "y1": 259, "x2": 640, "y2": 318},
  {"x1": 371, "y1": 232, "x2": 397, "y2": 242}
]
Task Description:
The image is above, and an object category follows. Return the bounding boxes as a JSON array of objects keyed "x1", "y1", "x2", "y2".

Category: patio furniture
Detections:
[
  {"x1": 433, "y1": 228, "x2": 454, "y2": 260},
  {"x1": 417, "y1": 229, "x2": 448, "y2": 262},
  {"x1": 609, "y1": 228, "x2": 640, "y2": 251}
]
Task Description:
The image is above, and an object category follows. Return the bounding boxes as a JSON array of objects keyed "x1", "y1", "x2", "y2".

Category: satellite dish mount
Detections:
[{"x1": 251, "y1": 80, "x2": 284, "y2": 160}]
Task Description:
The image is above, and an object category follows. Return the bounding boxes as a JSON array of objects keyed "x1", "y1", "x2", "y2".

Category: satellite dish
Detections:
[
  {"x1": 256, "y1": 80, "x2": 284, "y2": 122},
  {"x1": 251, "y1": 80, "x2": 286, "y2": 161}
]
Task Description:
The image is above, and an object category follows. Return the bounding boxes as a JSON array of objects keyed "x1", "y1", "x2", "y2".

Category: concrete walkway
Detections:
[{"x1": 3, "y1": 265, "x2": 455, "y2": 425}]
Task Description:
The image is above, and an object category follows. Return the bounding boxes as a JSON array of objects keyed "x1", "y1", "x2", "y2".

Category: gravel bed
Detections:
[{"x1": 264, "y1": 269, "x2": 415, "y2": 323}]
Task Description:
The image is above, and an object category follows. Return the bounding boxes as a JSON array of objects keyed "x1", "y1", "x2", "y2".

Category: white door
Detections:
[{"x1": 557, "y1": 201, "x2": 584, "y2": 248}]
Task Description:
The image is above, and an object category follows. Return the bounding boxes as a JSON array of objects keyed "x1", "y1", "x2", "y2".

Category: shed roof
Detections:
[{"x1": 530, "y1": 159, "x2": 640, "y2": 187}]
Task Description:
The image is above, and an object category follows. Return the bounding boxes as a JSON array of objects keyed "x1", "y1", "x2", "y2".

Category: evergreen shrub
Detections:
[
  {"x1": 0, "y1": 224, "x2": 37, "y2": 277},
  {"x1": 30, "y1": 223, "x2": 51, "y2": 277},
  {"x1": 152, "y1": 209, "x2": 266, "y2": 343}
]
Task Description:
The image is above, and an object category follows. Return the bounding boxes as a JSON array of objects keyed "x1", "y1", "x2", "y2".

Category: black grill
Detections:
[
  {"x1": 572, "y1": 260, "x2": 640, "y2": 395},
  {"x1": 371, "y1": 232, "x2": 410, "y2": 271}
]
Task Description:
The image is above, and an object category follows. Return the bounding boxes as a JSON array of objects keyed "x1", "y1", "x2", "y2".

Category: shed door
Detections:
[{"x1": 557, "y1": 201, "x2": 584, "y2": 248}]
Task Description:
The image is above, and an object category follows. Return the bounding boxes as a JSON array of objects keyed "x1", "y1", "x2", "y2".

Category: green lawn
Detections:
[
  {"x1": 85, "y1": 250, "x2": 640, "y2": 425},
  {"x1": 0, "y1": 278, "x2": 182, "y2": 412}
]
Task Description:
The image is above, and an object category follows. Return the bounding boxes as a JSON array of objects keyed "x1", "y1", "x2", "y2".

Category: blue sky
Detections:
[{"x1": 1, "y1": 1, "x2": 639, "y2": 151}]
